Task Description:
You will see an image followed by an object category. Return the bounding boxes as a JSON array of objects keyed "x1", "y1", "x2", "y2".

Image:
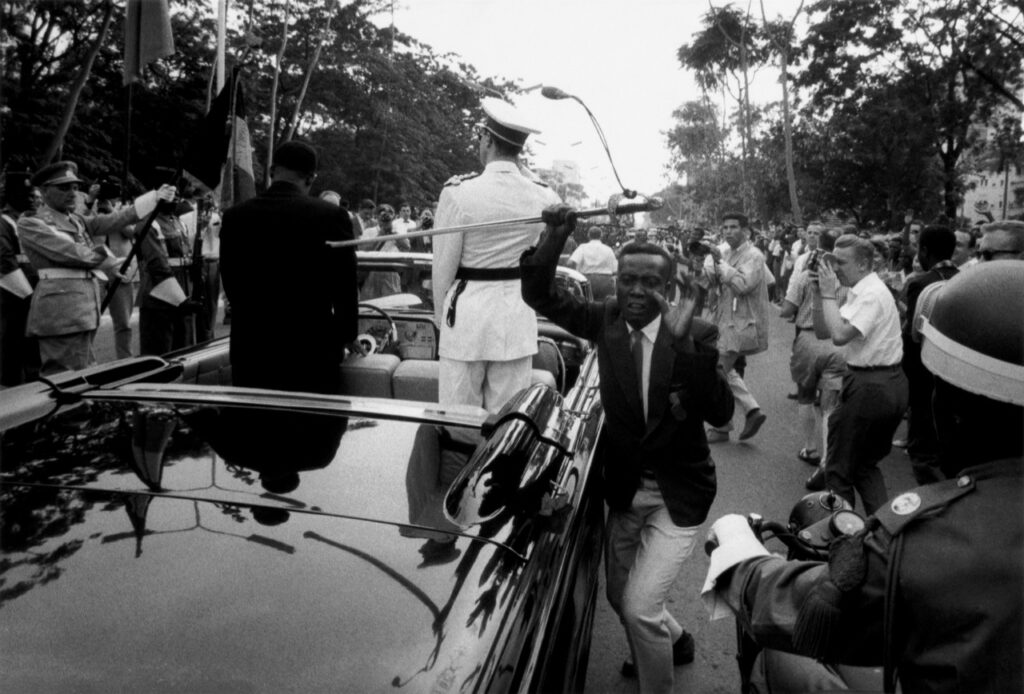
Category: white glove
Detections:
[
  {"x1": 701, "y1": 514, "x2": 770, "y2": 620},
  {"x1": 134, "y1": 184, "x2": 177, "y2": 218}
]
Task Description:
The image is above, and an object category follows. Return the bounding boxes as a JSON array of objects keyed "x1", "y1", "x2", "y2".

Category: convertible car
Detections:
[{"x1": 0, "y1": 258, "x2": 606, "y2": 693}]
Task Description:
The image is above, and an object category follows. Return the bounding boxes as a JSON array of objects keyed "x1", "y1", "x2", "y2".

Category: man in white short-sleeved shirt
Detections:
[
  {"x1": 813, "y1": 233, "x2": 908, "y2": 513},
  {"x1": 568, "y1": 225, "x2": 618, "y2": 299}
]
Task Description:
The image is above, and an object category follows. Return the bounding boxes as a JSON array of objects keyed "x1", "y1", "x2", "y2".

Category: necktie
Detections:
[{"x1": 631, "y1": 329, "x2": 645, "y2": 414}]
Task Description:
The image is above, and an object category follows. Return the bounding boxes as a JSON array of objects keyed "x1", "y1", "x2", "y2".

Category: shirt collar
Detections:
[
  {"x1": 630, "y1": 314, "x2": 662, "y2": 343},
  {"x1": 849, "y1": 271, "x2": 881, "y2": 297},
  {"x1": 485, "y1": 160, "x2": 520, "y2": 174},
  {"x1": 931, "y1": 260, "x2": 956, "y2": 271}
]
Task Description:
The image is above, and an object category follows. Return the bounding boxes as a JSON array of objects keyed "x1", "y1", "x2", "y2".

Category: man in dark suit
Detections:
[
  {"x1": 901, "y1": 225, "x2": 957, "y2": 483},
  {"x1": 521, "y1": 206, "x2": 734, "y2": 694},
  {"x1": 220, "y1": 141, "x2": 358, "y2": 394}
]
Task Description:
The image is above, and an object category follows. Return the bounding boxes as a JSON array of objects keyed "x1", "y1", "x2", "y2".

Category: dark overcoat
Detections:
[{"x1": 220, "y1": 181, "x2": 357, "y2": 393}]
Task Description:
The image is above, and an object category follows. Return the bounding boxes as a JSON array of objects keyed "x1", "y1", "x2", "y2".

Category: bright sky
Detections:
[{"x1": 377, "y1": 0, "x2": 805, "y2": 201}]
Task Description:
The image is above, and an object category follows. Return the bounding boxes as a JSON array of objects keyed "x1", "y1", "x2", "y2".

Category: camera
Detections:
[
  {"x1": 687, "y1": 240, "x2": 715, "y2": 257},
  {"x1": 807, "y1": 249, "x2": 824, "y2": 273},
  {"x1": 97, "y1": 177, "x2": 122, "y2": 201}
]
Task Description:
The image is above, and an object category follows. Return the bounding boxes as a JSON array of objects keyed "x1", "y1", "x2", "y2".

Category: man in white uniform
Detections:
[{"x1": 432, "y1": 97, "x2": 562, "y2": 412}]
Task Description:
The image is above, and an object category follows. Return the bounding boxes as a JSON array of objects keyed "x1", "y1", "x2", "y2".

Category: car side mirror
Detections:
[{"x1": 443, "y1": 384, "x2": 572, "y2": 528}]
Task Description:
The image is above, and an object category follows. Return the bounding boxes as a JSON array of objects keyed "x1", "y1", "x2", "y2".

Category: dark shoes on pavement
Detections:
[
  {"x1": 805, "y1": 467, "x2": 826, "y2": 491},
  {"x1": 738, "y1": 409, "x2": 767, "y2": 440},
  {"x1": 621, "y1": 631, "x2": 695, "y2": 678}
]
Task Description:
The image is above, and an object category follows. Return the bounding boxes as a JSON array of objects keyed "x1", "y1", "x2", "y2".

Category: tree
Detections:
[
  {"x1": 0, "y1": 0, "x2": 520, "y2": 209},
  {"x1": 759, "y1": 0, "x2": 805, "y2": 225},
  {"x1": 677, "y1": 3, "x2": 770, "y2": 211},
  {"x1": 799, "y1": 0, "x2": 1024, "y2": 220}
]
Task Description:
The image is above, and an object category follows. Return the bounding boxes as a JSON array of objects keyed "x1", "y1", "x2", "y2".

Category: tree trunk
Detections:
[
  {"x1": 779, "y1": 49, "x2": 802, "y2": 225},
  {"x1": 40, "y1": 0, "x2": 114, "y2": 165},
  {"x1": 285, "y1": 0, "x2": 334, "y2": 142},
  {"x1": 266, "y1": 0, "x2": 291, "y2": 187}
]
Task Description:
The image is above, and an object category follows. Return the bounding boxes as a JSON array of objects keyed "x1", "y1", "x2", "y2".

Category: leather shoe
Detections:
[
  {"x1": 706, "y1": 428, "x2": 730, "y2": 443},
  {"x1": 805, "y1": 468, "x2": 826, "y2": 491},
  {"x1": 738, "y1": 409, "x2": 767, "y2": 440},
  {"x1": 621, "y1": 631, "x2": 695, "y2": 678}
]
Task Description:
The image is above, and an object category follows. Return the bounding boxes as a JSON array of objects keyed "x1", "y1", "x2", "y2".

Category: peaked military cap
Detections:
[
  {"x1": 481, "y1": 97, "x2": 541, "y2": 148},
  {"x1": 32, "y1": 161, "x2": 85, "y2": 187}
]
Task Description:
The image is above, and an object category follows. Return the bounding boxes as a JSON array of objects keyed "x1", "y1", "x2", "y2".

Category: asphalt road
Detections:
[
  {"x1": 582, "y1": 306, "x2": 916, "y2": 694},
  {"x1": 92, "y1": 301, "x2": 914, "y2": 694}
]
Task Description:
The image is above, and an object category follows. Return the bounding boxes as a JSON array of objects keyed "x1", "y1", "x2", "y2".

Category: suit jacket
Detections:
[
  {"x1": 706, "y1": 241, "x2": 770, "y2": 355},
  {"x1": 521, "y1": 245, "x2": 734, "y2": 526},
  {"x1": 901, "y1": 263, "x2": 958, "y2": 376},
  {"x1": 220, "y1": 181, "x2": 357, "y2": 393}
]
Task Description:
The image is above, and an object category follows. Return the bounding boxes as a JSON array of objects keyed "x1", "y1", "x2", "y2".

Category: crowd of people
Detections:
[{"x1": 1, "y1": 95, "x2": 1022, "y2": 694}]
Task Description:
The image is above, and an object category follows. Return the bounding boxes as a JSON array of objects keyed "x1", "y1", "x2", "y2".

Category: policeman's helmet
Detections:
[{"x1": 921, "y1": 261, "x2": 1023, "y2": 462}]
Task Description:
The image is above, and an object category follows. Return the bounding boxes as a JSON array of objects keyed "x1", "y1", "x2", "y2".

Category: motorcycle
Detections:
[{"x1": 708, "y1": 491, "x2": 890, "y2": 694}]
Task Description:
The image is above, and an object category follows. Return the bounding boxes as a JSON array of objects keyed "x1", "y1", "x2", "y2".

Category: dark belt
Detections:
[
  {"x1": 446, "y1": 266, "x2": 521, "y2": 327},
  {"x1": 848, "y1": 364, "x2": 900, "y2": 372},
  {"x1": 454, "y1": 266, "x2": 521, "y2": 281},
  {"x1": 796, "y1": 326, "x2": 814, "y2": 333}
]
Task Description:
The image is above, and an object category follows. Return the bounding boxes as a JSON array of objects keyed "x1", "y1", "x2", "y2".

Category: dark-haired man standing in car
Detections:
[
  {"x1": 522, "y1": 209, "x2": 733, "y2": 694},
  {"x1": 220, "y1": 141, "x2": 358, "y2": 394}
]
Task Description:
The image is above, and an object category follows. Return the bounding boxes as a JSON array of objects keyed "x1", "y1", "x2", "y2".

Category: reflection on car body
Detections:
[{"x1": 0, "y1": 314, "x2": 604, "y2": 691}]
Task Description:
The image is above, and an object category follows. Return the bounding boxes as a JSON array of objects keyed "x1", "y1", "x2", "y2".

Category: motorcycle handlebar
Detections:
[{"x1": 704, "y1": 517, "x2": 831, "y2": 562}]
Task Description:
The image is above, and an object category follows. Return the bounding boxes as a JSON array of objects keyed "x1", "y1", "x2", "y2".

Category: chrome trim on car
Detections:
[{"x1": 88, "y1": 383, "x2": 490, "y2": 428}]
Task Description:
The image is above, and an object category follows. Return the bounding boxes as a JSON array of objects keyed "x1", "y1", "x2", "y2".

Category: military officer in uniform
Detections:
[
  {"x1": 0, "y1": 171, "x2": 40, "y2": 385},
  {"x1": 17, "y1": 161, "x2": 175, "y2": 375},
  {"x1": 701, "y1": 261, "x2": 1023, "y2": 693},
  {"x1": 138, "y1": 206, "x2": 197, "y2": 355},
  {"x1": 432, "y1": 97, "x2": 562, "y2": 413}
]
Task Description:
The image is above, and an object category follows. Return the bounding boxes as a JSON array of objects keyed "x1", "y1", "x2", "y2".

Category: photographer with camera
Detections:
[
  {"x1": 361, "y1": 204, "x2": 410, "y2": 300},
  {"x1": 813, "y1": 234, "x2": 907, "y2": 513},
  {"x1": 702, "y1": 212, "x2": 770, "y2": 443},
  {"x1": 779, "y1": 226, "x2": 847, "y2": 485}
]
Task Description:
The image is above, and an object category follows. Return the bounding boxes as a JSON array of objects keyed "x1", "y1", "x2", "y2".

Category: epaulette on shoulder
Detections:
[
  {"x1": 873, "y1": 474, "x2": 976, "y2": 537},
  {"x1": 443, "y1": 172, "x2": 480, "y2": 187}
]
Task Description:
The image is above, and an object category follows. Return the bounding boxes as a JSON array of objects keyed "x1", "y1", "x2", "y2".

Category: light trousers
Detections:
[
  {"x1": 438, "y1": 356, "x2": 532, "y2": 414},
  {"x1": 711, "y1": 350, "x2": 760, "y2": 432},
  {"x1": 606, "y1": 478, "x2": 699, "y2": 694}
]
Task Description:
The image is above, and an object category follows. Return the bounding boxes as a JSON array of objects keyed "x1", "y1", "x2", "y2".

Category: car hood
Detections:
[{"x1": 0, "y1": 400, "x2": 534, "y2": 693}]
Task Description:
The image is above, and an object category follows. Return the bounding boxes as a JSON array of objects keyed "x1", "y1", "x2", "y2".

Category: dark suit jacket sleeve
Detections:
[
  {"x1": 326, "y1": 208, "x2": 358, "y2": 344},
  {"x1": 687, "y1": 319, "x2": 735, "y2": 428},
  {"x1": 520, "y1": 245, "x2": 603, "y2": 342}
]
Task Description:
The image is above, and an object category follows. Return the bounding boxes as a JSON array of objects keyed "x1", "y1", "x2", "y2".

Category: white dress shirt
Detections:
[
  {"x1": 631, "y1": 314, "x2": 662, "y2": 420},
  {"x1": 839, "y1": 271, "x2": 903, "y2": 366}
]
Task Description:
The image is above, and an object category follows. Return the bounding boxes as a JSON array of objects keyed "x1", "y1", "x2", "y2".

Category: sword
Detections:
[{"x1": 326, "y1": 194, "x2": 663, "y2": 249}]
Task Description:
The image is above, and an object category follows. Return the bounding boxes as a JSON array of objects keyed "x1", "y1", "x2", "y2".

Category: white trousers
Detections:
[
  {"x1": 438, "y1": 356, "x2": 532, "y2": 414},
  {"x1": 711, "y1": 350, "x2": 760, "y2": 431},
  {"x1": 606, "y1": 478, "x2": 699, "y2": 694}
]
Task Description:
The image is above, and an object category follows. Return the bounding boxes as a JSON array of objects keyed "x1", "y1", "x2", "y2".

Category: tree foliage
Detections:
[
  {"x1": 0, "y1": 0, "x2": 520, "y2": 208},
  {"x1": 668, "y1": 0, "x2": 1024, "y2": 227}
]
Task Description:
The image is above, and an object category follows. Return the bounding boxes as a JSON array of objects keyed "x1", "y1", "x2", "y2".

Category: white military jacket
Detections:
[{"x1": 432, "y1": 160, "x2": 562, "y2": 361}]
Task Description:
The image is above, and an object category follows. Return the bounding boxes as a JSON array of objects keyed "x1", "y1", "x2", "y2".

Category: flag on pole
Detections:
[
  {"x1": 221, "y1": 75, "x2": 257, "y2": 208},
  {"x1": 182, "y1": 69, "x2": 256, "y2": 207},
  {"x1": 123, "y1": 0, "x2": 175, "y2": 85}
]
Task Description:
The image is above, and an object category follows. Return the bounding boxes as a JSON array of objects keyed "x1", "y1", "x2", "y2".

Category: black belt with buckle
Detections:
[
  {"x1": 454, "y1": 266, "x2": 521, "y2": 281},
  {"x1": 848, "y1": 364, "x2": 900, "y2": 372},
  {"x1": 446, "y1": 266, "x2": 522, "y2": 327}
]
